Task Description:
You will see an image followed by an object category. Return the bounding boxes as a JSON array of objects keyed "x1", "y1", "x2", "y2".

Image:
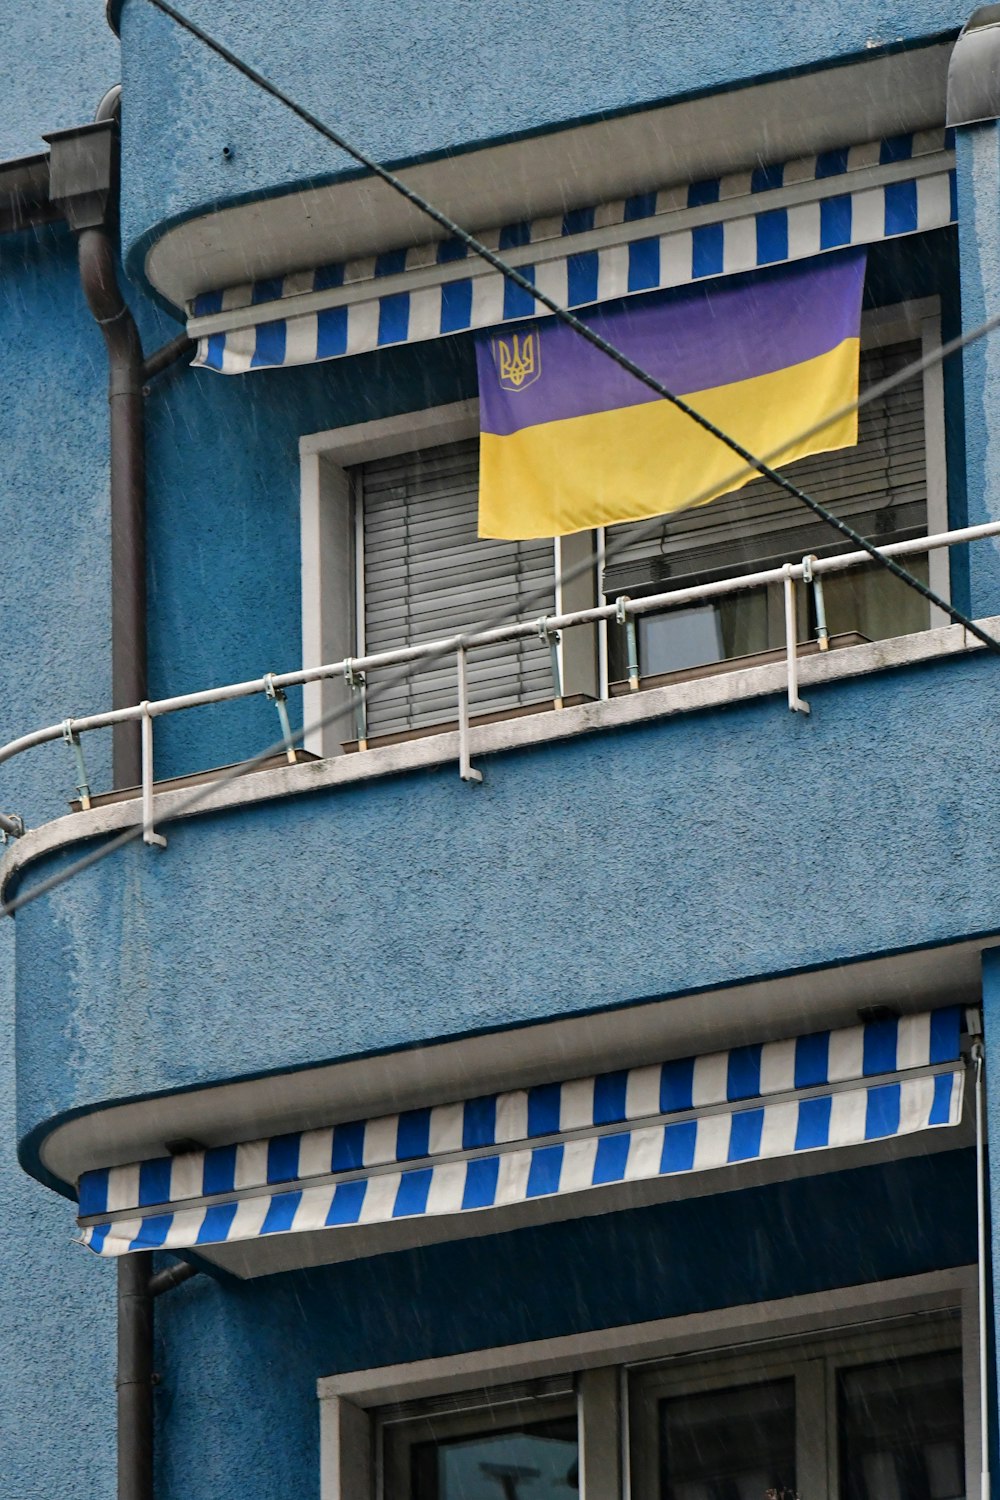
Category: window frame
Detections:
[
  {"x1": 629, "y1": 1311, "x2": 965, "y2": 1500},
  {"x1": 317, "y1": 1268, "x2": 982, "y2": 1500},
  {"x1": 379, "y1": 1378, "x2": 579, "y2": 1500}
]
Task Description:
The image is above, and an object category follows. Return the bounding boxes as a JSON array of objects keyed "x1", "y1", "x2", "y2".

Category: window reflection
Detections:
[
  {"x1": 839, "y1": 1350, "x2": 965, "y2": 1500},
  {"x1": 412, "y1": 1415, "x2": 579, "y2": 1500},
  {"x1": 660, "y1": 1378, "x2": 797, "y2": 1500}
]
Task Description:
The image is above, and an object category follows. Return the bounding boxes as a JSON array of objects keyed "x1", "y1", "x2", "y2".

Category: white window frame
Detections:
[
  {"x1": 300, "y1": 299, "x2": 949, "y2": 754},
  {"x1": 301, "y1": 401, "x2": 479, "y2": 759},
  {"x1": 317, "y1": 1267, "x2": 981, "y2": 1500}
]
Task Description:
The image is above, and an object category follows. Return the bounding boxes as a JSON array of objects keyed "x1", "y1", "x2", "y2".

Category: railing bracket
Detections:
[
  {"x1": 616, "y1": 595, "x2": 640, "y2": 692},
  {"x1": 264, "y1": 673, "x2": 298, "y2": 765},
  {"x1": 63, "y1": 719, "x2": 93, "y2": 811},
  {"x1": 0, "y1": 812, "x2": 25, "y2": 843},
  {"x1": 802, "y1": 554, "x2": 830, "y2": 653},
  {"x1": 344, "y1": 659, "x2": 368, "y2": 752},
  {"x1": 537, "y1": 616, "x2": 564, "y2": 710}
]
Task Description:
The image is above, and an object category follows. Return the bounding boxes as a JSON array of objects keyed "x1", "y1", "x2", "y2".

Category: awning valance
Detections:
[
  {"x1": 78, "y1": 1006, "x2": 966, "y2": 1257},
  {"x1": 187, "y1": 130, "x2": 955, "y2": 376}
]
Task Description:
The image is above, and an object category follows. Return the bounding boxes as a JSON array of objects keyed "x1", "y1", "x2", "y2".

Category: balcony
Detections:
[{"x1": 4, "y1": 519, "x2": 1000, "y2": 1216}]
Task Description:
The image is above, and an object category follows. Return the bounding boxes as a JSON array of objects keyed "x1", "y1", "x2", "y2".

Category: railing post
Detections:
[
  {"x1": 456, "y1": 646, "x2": 483, "y2": 784},
  {"x1": 140, "y1": 704, "x2": 167, "y2": 848},
  {"x1": 264, "y1": 674, "x2": 298, "y2": 765},
  {"x1": 62, "y1": 718, "x2": 92, "y2": 811},
  {"x1": 803, "y1": 554, "x2": 830, "y2": 652},
  {"x1": 344, "y1": 660, "x2": 368, "y2": 752},
  {"x1": 537, "y1": 617, "x2": 564, "y2": 710},
  {"x1": 783, "y1": 564, "x2": 810, "y2": 715},
  {"x1": 616, "y1": 596, "x2": 640, "y2": 692}
]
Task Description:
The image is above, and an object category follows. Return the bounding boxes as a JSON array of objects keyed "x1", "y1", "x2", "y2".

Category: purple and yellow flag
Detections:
[{"x1": 476, "y1": 251, "x2": 866, "y2": 539}]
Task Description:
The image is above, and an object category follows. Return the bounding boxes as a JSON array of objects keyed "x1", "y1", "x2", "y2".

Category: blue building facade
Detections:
[{"x1": 4, "y1": 3, "x2": 1000, "y2": 1498}]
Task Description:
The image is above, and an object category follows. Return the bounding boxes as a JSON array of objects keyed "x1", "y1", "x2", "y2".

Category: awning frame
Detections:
[
  {"x1": 187, "y1": 129, "x2": 956, "y2": 374},
  {"x1": 78, "y1": 1007, "x2": 969, "y2": 1258}
]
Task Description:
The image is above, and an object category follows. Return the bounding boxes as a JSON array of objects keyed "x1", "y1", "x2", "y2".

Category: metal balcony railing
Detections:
[{"x1": 2, "y1": 518, "x2": 1000, "y2": 848}]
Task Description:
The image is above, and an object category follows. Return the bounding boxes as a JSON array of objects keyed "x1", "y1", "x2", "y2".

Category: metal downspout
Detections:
[
  {"x1": 47, "y1": 88, "x2": 193, "y2": 790},
  {"x1": 77, "y1": 223, "x2": 147, "y2": 788},
  {"x1": 117, "y1": 1254, "x2": 201, "y2": 1500},
  {"x1": 117, "y1": 1253, "x2": 155, "y2": 1500}
]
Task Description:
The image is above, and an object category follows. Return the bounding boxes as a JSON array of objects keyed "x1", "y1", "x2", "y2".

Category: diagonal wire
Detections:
[
  {"x1": 145, "y1": 0, "x2": 999, "y2": 653},
  {"x1": 1, "y1": 309, "x2": 997, "y2": 919},
  {"x1": 3, "y1": 4, "x2": 999, "y2": 915}
]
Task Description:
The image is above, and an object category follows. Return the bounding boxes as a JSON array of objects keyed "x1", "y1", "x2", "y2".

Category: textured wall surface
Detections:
[
  {"x1": 115, "y1": 0, "x2": 966, "y2": 285},
  {"x1": 956, "y1": 123, "x2": 1000, "y2": 617},
  {"x1": 0, "y1": 0, "x2": 117, "y2": 159},
  {"x1": 977, "y1": 946, "x2": 1000, "y2": 1455},
  {"x1": 151, "y1": 1151, "x2": 975, "y2": 1499},
  {"x1": 143, "y1": 327, "x2": 474, "y2": 780},
  {"x1": 14, "y1": 644, "x2": 1000, "y2": 1147},
  {"x1": 0, "y1": 228, "x2": 116, "y2": 1496}
]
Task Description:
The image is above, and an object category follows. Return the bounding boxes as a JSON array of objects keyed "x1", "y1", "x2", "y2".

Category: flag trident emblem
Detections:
[{"x1": 494, "y1": 331, "x2": 541, "y2": 391}]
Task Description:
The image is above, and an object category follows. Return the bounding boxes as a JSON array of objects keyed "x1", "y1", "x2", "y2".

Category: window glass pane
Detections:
[
  {"x1": 717, "y1": 589, "x2": 772, "y2": 659},
  {"x1": 659, "y1": 1377, "x2": 796, "y2": 1500},
  {"x1": 639, "y1": 607, "x2": 724, "y2": 675},
  {"x1": 614, "y1": 587, "x2": 773, "y2": 682},
  {"x1": 839, "y1": 1349, "x2": 964, "y2": 1500},
  {"x1": 359, "y1": 439, "x2": 555, "y2": 738},
  {"x1": 412, "y1": 1415, "x2": 578, "y2": 1500},
  {"x1": 821, "y1": 556, "x2": 930, "y2": 643}
]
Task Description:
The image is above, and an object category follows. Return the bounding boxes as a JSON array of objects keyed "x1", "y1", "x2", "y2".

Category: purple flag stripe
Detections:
[{"x1": 478, "y1": 251, "x2": 865, "y2": 438}]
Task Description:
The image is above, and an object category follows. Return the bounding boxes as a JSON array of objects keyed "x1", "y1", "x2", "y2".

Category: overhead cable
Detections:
[
  {"x1": 3, "y1": 8, "x2": 1000, "y2": 917},
  {"x1": 144, "y1": 0, "x2": 1000, "y2": 653}
]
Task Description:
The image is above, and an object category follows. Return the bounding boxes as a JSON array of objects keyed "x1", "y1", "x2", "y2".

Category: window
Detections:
[
  {"x1": 320, "y1": 1274, "x2": 981, "y2": 1500},
  {"x1": 658, "y1": 1377, "x2": 797, "y2": 1500},
  {"x1": 601, "y1": 309, "x2": 948, "y2": 689},
  {"x1": 630, "y1": 1315, "x2": 965, "y2": 1500},
  {"x1": 371, "y1": 1317, "x2": 966, "y2": 1500},
  {"x1": 380, "y1": 1381, "x2": 578, "y2": 1500},
  {"x1": 839, "y1": 1351, "x2": 965, "y2": 1500},
  {"x1": 301, "y1": 305, "x2": 947, "y2": 751},
  {"x1": 354, "y1": 439, "x2": 556, "y2": 740}
]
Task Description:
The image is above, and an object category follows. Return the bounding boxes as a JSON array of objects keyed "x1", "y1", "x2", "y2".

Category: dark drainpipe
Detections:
[
  {"x1": 44, "y1": 102, "x2": 193, "y2": 787},
  {"x1": 44, "y1": 98, "x2": 196, "y2": 1500},
  {"x1": 77, "y1": 220, "x2": 147, "y2": 786},
  {"x1": 117, "y1": 1255, "x2": 202, "y2": 1500},
  {"x1": 118, "y1": 1252, "x2": 155, "y2": 1500}
]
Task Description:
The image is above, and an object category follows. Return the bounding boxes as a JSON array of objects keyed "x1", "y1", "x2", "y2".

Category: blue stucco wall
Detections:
[
  {"x1": 13, "y1": 642, "x2": 1000, "y2": 1157},
  {"x1": 151, "y1": 1150, "x2": 975, "y2": 1499},
  {"x1": 115, "y1": 0, "x2": 965, "y2": 292},
  {"x1": 956, "y1": 122, "x2": 1000, "y2": 618},
  {"x1": 143, "y1": 329, "x2": 473, "y2": 781},
  {"x1": 0, "y1": 227, "x2": 116, "y2": 1495},
  {"x1": 0, "y1": 2, "x2": 117, "y2": 160}
]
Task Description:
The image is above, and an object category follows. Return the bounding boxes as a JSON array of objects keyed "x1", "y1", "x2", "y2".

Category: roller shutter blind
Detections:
[
  {"x1": 602, "y1": 342, "x2": 927, "y2": 598},
  {"x1": 360, "y1": 438, "x2": 555, "y2": 738}
]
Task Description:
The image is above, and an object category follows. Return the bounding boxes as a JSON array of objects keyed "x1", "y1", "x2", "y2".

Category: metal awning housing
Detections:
[
  {"x1": 78, "y1": 1006, "x2": 966, "y2": 1258},
  {"x1": 187, "y1": 129, "x2": 956, "y2": 376}
]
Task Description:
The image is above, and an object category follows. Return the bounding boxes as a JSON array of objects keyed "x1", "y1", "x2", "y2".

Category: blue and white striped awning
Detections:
[
  {"x1": 187, "y1": 130, "x2": 956, "y2": 376},
  {"x1": 78, "y1": 1006, "x2": 966, "y2": 1257}
]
